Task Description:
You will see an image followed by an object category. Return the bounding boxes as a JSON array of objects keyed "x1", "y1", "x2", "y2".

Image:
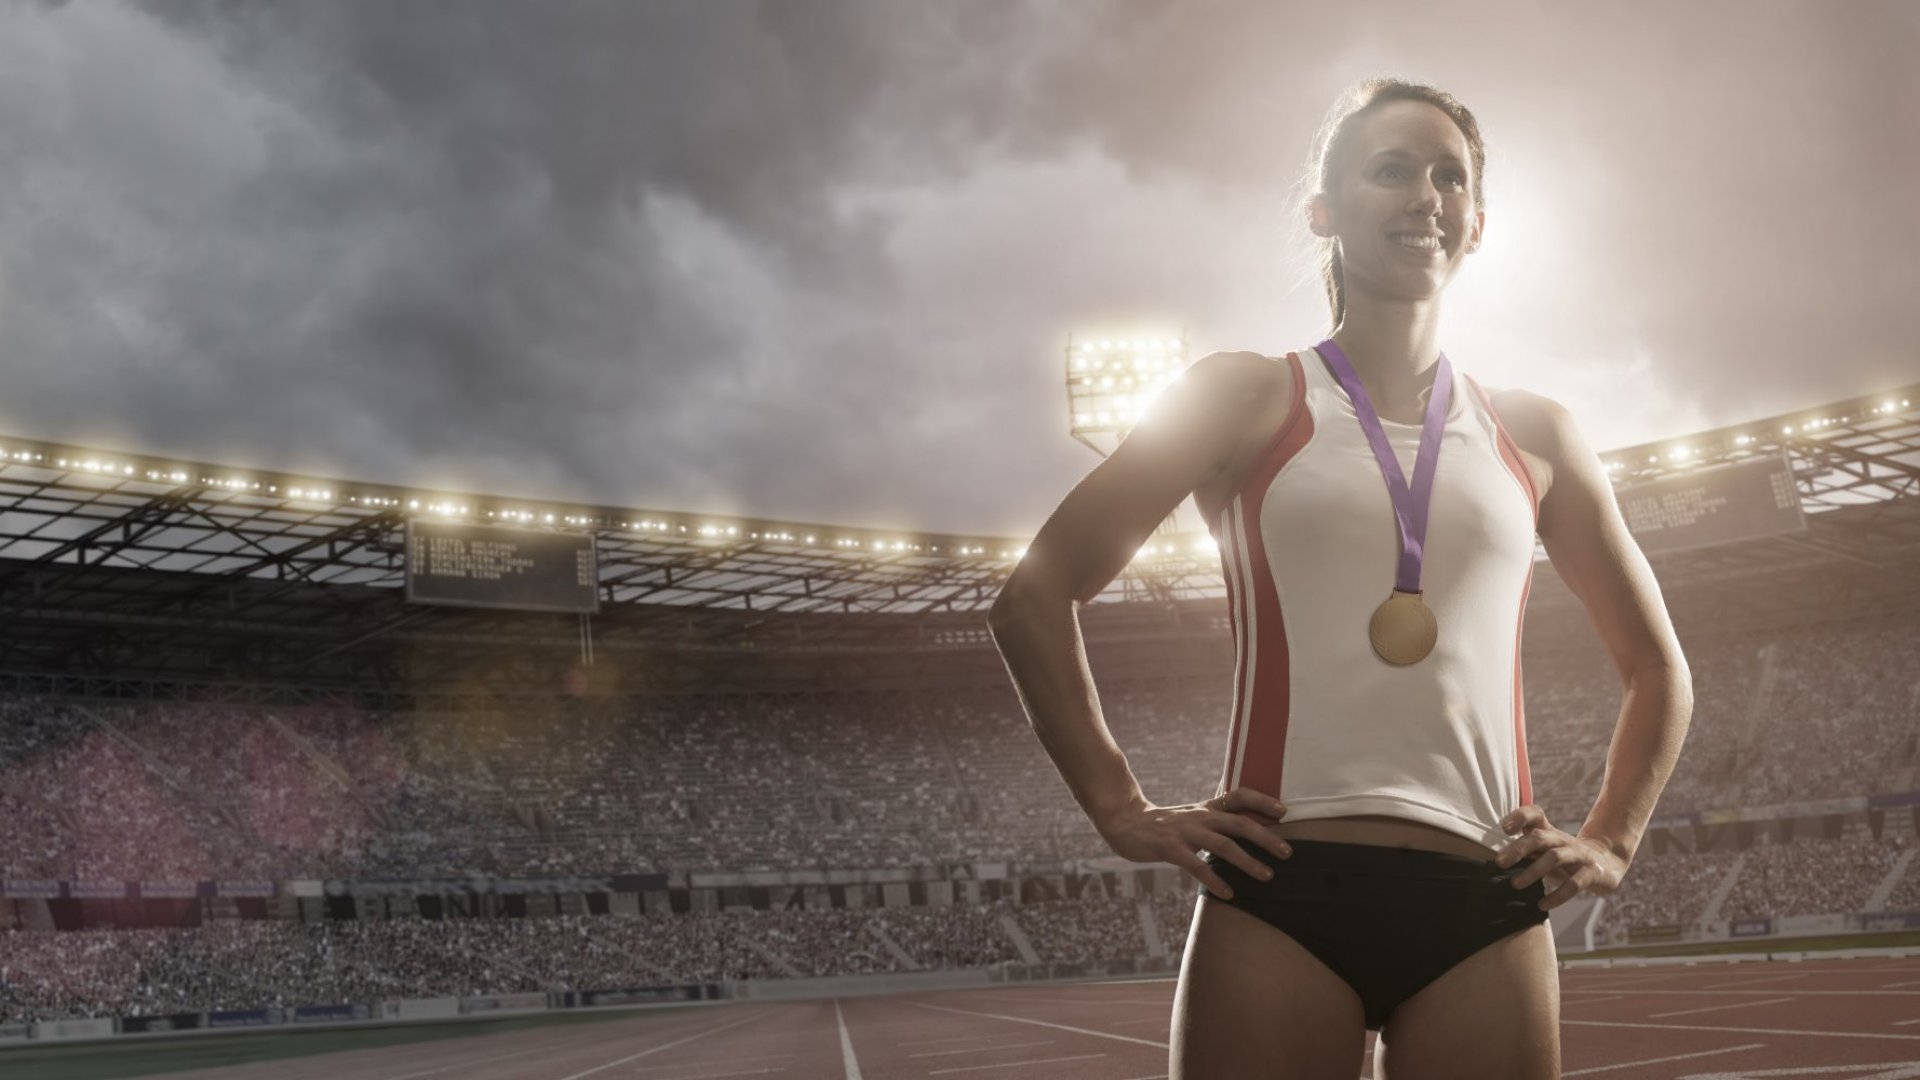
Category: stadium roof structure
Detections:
[{"x1": 0, "y1": 379, "x2": 1915, "y2": 702}]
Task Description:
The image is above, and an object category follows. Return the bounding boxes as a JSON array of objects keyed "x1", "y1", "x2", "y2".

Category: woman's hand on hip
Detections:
[
  {"x1": 1096, "y1": 787, "x2": 1293, "y2": 900},
  {"x1": 1495, "y1": 804, "x2": 1629, "y2": 911}
]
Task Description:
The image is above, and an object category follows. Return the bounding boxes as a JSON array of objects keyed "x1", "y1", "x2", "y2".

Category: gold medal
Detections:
[
  {"x1": 1316, "y1": 339, "x2": 1456, "y2": 668},
  {"x1": 1369, "y1": 589, "x2": 1436, "y2": 665}
]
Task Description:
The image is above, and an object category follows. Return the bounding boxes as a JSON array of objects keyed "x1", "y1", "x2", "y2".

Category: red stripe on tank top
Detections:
[
  {"x1": 1217, "y1": 352, "x2": 1313, "y2": 798},
  {"x1": 1462, "y1": 371, "x2": 1540, "y2": 808}
]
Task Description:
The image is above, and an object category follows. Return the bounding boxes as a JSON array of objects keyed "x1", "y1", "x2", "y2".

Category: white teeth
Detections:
[{"x1": 1391, "y1": 234, "x2": 1441, "y2": 250}]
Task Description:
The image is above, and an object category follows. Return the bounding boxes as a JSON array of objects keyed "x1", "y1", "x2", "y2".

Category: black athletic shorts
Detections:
[{"x1": 1201, "y1": 837, "x2": 1550, "y2": 1031}]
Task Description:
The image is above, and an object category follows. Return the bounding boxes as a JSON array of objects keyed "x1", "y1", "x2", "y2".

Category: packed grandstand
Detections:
[{"x1": 2, "y1": 382, "x2": 1917, "y2": 1027}]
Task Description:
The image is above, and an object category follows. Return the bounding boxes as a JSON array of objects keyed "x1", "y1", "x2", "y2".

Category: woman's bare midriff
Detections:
[{"x1": 1274, "y1": 814, "x2": 1497, "y2": 863}]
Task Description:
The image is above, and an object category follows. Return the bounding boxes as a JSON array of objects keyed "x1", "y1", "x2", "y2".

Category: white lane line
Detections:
[
  {"x1": 1563, "y1": 994, "x2": 1627, "y2": 1006},
  {"x1": 1558, "y1": 989, "x2": 1920, "y2": 997},
  {"x1": 383, "y1": 1016, "x2": 739, "y2": 1080},
  {"x1": 1564, "y1": 1019, "x2": 1920, "y2": 1041},
  {"x1": 1701, "y1": 972, "x2": 1811, "y2": 989},
  {"x1": 927, "y1": 1053, "x2": 1107, "y2": 1075},
  {"x1": 629, "y1": 1060, "x2": 779, "y2": 1068},
  {"x1": 896, "y1": 1034, "x2": 1015, "y2": 1048},
  {"x1": 554, "y1": 1010, "x2": 768, "y2": 1080},
  {"x1": 1651, "y1": 996, "x2": 1798, "y2": 1019},
  {"x1": 958, "y1": 996, "x2": 1168, "y2": 1006},
  {"x1": 908, "y1": 1039, "x2": 1055, "y2": 1059},
  {"x1": 1578, "y1": 973, "x2": 1690, "y2": 988},
  {"x1": 906, "y1": 1001, "x2": 1168, "y2": 1049},
  {"x1": 637, "y1": 1055, "x2": 796, "y2": 1068},
  {"x1": 1888, "y1": 980, "x2": 1920, "y2": 988},
  {"x1": 1896, "y1": 1018, "x2": 1920, "y2": 1026},
  {"x1": 378, "y1": 1043, "x2": 558, "y2": 1080},
  {"x1": 1109, "y1": 1017, "x2": 1169, "y2": 1026},
  {"x1": 631, "y1": 1070, "x2": 783, "y2": 1079},
  {"x1": 835, "y1": 998, "x2": 863, "y2": 1080},
  {"x1": 1560, "y1": 1042, "x2": 1765, "y2": 1076}
]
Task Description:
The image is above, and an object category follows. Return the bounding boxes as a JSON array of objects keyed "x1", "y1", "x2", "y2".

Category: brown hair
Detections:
[{"x1": 1307, "y1": 78, "x2": 1487, "y2": 329}]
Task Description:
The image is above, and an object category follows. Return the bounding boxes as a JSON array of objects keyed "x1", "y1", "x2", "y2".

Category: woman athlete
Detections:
[{"x1": 987, "y1": 78, "x2": 1692, "y2": 1079}]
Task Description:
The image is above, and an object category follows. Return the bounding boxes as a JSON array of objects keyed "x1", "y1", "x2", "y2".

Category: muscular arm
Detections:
[
  {"x1": 986, "y1": 352, "x2": 1271, "y2": 835},
  {"x1": 1500, "y1": 389, "x2": 1694, "y2": 866}
]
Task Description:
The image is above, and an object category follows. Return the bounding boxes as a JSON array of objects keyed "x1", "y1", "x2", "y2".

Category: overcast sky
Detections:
[{"x1": 2, "y1": 0, "x2": 1914, "y2": 537}]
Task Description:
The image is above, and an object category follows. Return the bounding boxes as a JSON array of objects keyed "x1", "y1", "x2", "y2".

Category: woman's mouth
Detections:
[{"x1": 1388, "y1": 232, "x2": 1444, "y2": 256}]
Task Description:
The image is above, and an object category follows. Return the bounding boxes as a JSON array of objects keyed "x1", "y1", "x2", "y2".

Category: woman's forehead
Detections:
[{"x1": 1351, "y1": 100, "x2": 1470, "y2": 161}]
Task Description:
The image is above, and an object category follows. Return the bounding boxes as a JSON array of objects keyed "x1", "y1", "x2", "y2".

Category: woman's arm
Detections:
[
  {"x1": 985, "y1": 352, "x2": 1269, "y2": 836},
  {"x1": 1506, "y1": 389, "x2": 1695, "y2": 867}
]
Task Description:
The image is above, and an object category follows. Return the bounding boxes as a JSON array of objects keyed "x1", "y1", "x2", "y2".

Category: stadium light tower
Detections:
[{"x1": 1064, "y1": 330, "x2": 1197, "y2": 537}]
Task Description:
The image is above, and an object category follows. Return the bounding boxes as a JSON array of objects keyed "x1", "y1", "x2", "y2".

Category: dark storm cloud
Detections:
[
  {"x1": 0, "y1": 1, "x2": 1914, "y2": 537},
  {"x1": 0, "y1": 0, "x2": 1084, "y2": 526}
]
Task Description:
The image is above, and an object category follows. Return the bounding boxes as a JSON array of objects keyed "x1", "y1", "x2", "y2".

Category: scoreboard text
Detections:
[
  {"x1": 404, "y1": 520, "x2": 599, "y2": 614},
  {"x1": 1616, "y1": 452, "x2": 1806, "y2": 555}
]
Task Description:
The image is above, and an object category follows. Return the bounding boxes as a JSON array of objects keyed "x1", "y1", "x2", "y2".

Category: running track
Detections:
[{"x1": 39, "y1": 955, "x2": 1920, "y2": 1078}]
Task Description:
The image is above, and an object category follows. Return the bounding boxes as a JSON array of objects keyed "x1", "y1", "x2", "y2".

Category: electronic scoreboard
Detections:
[
  {"x1": 404, "y1": 519, "x2": 599, "y2": 614},
  {"x1": 1615, "y1": 451, "x2": 1806, "y2": 555}
]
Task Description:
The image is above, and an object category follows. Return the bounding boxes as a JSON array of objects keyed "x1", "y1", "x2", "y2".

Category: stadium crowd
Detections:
[
  {"x1": 10, "y1": 821, "x2": 1911, "y2": 1023},
  {"x1": 3, "y1": 611, "x2": 1917, "y2": 1021},
  {"x1": 2, "y1": 614, "x2": 1914, "y2": 883}
]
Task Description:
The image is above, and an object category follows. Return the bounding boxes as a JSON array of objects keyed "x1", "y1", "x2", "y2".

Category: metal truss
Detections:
[{"x1": 0, "y1": 377, "x2": 1913, "y2": 689}]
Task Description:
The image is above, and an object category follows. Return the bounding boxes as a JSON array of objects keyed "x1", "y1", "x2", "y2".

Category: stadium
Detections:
[
  {"x1": 7, "y1": 1, "x2": 1920, "y2": 1076},
  {"x1": 2, "y1": 372, "x2": 1917, "y2": 1078}
]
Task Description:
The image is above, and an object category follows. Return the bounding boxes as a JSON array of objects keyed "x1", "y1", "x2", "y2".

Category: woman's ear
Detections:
[
  {"x1": 1307, "y1": 193, "x2": 1334, "y2": 238},
  {"x1": 1464, "y1": 207, "x2": 1485, "y2": 253}
]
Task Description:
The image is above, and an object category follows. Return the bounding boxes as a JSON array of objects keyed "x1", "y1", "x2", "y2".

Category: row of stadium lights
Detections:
[
  {"x1": 1071, "y1": 338, "x2": 1183, "y2": 427},
  {"x1": 2, "y1": 448, "x2": 1003, "y2": 558},
  {"x1": 1591, "y1": 397, "x2": 1912, "y2": 472},
  {"x1": 9, "y1": 394, "x2": 1911, "y2": 562}
]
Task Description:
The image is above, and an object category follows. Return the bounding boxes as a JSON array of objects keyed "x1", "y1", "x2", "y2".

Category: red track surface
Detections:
[{"x1": 100, "y1": 956, "x2": 1920, "y2": 1078}]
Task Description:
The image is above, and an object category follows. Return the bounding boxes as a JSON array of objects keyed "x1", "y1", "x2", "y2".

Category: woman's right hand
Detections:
[{"x1": 1096, "y1": 787, "x2": 1294, "y2": 900}]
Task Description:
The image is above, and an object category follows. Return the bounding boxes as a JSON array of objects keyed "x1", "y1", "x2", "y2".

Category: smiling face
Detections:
[{"x1": 1310, "y1": 98, "x2": 1485, "y2": 307}]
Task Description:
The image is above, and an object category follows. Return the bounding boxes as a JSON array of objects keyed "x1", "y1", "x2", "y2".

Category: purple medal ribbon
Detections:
[{"x1": 1314, "y1": 339, "x2": 1452, "y2": 595}]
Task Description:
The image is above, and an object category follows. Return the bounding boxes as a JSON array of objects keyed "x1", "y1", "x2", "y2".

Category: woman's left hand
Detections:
[{"x1": 1494, "y1": 804, "x2": 1629, "y2": 912}]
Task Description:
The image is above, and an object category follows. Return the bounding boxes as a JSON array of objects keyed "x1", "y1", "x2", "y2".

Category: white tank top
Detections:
[{"x1": 1209, "y1": 345, "x2": 1542, "y2": 851}]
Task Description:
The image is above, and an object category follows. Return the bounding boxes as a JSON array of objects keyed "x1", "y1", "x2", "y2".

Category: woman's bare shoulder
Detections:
[{"x1": 1191, "y1": 349, "x2": 1295, "y2": 394}]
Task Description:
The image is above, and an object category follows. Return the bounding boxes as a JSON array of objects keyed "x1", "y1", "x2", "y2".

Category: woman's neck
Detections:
[{"x1": 1327, "y1": 294, "x2": 1445, "y2": 408}]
